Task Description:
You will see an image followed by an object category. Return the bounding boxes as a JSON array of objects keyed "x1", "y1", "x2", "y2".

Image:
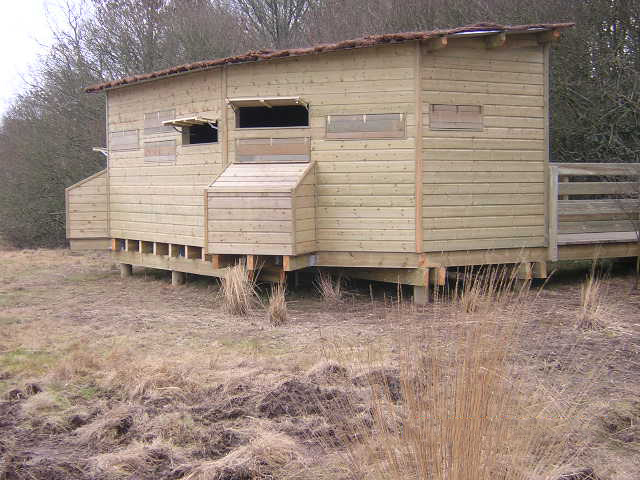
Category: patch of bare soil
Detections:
[{"x1": 0, "y1": 249, "x2": 639, "y2": 479}]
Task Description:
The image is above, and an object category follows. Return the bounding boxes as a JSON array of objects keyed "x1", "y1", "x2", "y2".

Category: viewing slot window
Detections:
[
  {"x1": 184, "y1": 123, "x2": 218, "y2": 145},
  {"x1": 430, "y1": 104, "x2": 483, "y2": 131},
  {"x1": 162, "y1": 116, "x2": 219, "y2": 145},
  {"x1": 227, "y1": 97, "x2": 309, "y2": 129},
  {"x1": 326, "y1": 113, "x2": 405, "y2": 139}
]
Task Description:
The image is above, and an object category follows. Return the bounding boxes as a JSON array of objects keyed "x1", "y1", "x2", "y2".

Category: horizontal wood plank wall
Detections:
[
  {"x1": 294, "y1": 164, "x2": 316, "y2": 254},
  {"x1": 227, "y1": 43, "x2": 417, "y2": 253},
  {"x1": 207, "y1": 163, "x2": 311, "y2": 255},
  {"x1": 421, "y1": 35, "x2": 547, "y2": 252},
  {"x1": 66, "y1": 170, "x2": 109, "y2": 239},
  {"x1": 107, "y1": 70, "x2": 224, "y2": 246}
]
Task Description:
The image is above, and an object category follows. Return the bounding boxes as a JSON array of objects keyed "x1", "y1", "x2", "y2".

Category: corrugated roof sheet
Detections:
[{"x1": 86, "y1": 22, "x2": 574, "y2": 93}]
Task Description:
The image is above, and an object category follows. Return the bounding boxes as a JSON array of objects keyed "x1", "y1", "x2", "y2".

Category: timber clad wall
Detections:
[
  {"x1": 421, "y1": 36, "x2": 546, "y2": 252},
  {"x1": 226, "y1": 44, "x2": 417, "y2": 253},
  {"x1": 104, "y1": 35, "x2": 548, "y2": 256},
  {"x1": 206, "y1": 163, "x2": 315, "y2": 255},
  {"x1": 66, "y1": 169, "x2": 109, "y2": 240},
  {"x1": 107, "y1": 70, "x2": 224, "y2": 247}
]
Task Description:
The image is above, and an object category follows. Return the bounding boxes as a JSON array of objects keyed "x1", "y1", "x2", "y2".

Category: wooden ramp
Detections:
[{"x1": 206, "y1": 162, "x2": 316, "y2": 256}]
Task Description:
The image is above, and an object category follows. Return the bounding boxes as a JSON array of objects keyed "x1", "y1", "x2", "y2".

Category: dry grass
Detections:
[
  {"x1": 578, "y1": 264, "x2": 606, "y2": 330},
  {"x1": 267, "y1": 281, "x2": 288, "y2": 326},
  {"x1": 333, "y1": 316, "x2": 589, "y2": 480},
  {"x1": 1, "y1": 249, "x2": 639, "y2": 480},
  {"x1": 184, "y1": 428, "x2": 307, "y2": 480},
  {"x1": 220, "y1": 262, "x2": 258, "y2": 315},
  {"x1": 448, "y1": 263, "x2": 525, "y2": 313},
  {"x1": 315, "y1": 271, "x2": 343, "y2": 303}
]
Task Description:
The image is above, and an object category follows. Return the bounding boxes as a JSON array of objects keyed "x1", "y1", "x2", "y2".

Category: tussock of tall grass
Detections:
[
  {"x1": 448, "y1": 263, "x2": 529, "y2": 313},
  {"x1": 578, "y1": 263, "x2": 605, "y2": 330},
  {"x1": 315, "y1": 271, "x2": 343, "y2": 303},
  {"x1": 267, "y1": 282, "x2": 288, "y2": 326},
  {"x1": 328, "y1": 317, "x2": 591, "y2": 480},
  {"x1": 220, "y1": 263, "x2": 258, "y2": 315},
  {"x1": 316, "y1": 271, "x2": 595, "y2": 480}
]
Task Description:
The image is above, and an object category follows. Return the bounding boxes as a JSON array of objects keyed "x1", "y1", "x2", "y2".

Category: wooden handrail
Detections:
[{"x1": 553, "y1": 163, "x2": 640, "y2": 176}]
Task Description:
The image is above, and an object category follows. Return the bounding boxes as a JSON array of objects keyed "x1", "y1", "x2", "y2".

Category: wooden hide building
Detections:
[{"x1": 66, "y1": 22, "x2": 640, "y2": 303}]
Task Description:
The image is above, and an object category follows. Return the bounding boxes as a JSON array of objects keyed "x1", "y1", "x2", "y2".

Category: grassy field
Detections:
[{"x1": 0, "y1": 247, "x2": 639, "y2": 479}]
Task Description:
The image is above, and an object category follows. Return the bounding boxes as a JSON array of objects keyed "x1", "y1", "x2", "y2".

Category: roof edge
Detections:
[{"x1": 86, "y1": 22, "x2": 575, "y2": 94}]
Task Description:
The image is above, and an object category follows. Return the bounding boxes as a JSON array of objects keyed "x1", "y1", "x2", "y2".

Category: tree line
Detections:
[{"x1": 0, "y1": 0, "x2": 638, "y2": 248}]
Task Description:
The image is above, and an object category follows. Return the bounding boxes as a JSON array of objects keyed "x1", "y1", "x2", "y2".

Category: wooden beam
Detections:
[
  {"x1": 415, "y1": 40, "x2": 424, "y2": 254},
  {"x1": 537, "y1": 29, "x2": 561, "y2": 44},
  {"x1": 220, "y1": 67, "x2": 229, "y2": 166},
  {"x1": 339, "y1": 267, "x2": 427, "y2": 286},
  {"x1": 485, "y1": 32, "x2": 507, "y2": 49},
  {"x1": 283, "y1": 253, "x2": 317, "y2": 271},
  {"x1": 203, "y1": 190, "x2": 209, "y2": 255},
  {"x1": 425, "y1": 36, "x2": 447, "y2": 52}
]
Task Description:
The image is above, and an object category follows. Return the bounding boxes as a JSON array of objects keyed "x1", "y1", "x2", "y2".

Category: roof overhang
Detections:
[{"x1": 86, "y1": 22, "x2": 575, "y2": 94}]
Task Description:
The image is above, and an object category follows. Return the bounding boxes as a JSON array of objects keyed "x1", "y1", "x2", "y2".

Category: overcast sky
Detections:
[{"x1": 0, "y1": 0, "x2": 63, "y2": 115}]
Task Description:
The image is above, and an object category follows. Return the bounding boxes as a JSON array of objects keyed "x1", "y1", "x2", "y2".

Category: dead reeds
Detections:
[
  {"x1": 577, "y1": 263, "x2": 605, "y2": 330},
  {"x1": 267, "y1": 282, "x2": 288, "y2": 326},
  {"x1": 220, "y1": 262, "x2": 258, "y2": 315},
  {"x1": 315, "y1": 271, "x2": 343, "y2": 303}
]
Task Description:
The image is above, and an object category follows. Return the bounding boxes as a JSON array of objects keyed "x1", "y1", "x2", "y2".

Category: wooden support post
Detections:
[
  {"x1": 559, "y1": 175, "x2": 569, "y2": 200},
  {"x1": 532, "y1": 261, "x2": 548, "y2": 279},
  {"x1": 485, "y1": 32, "x2": 507, "y2": 49},
  {"x1": 120, "y1": 263, "x2": 132, "y2": 278},
  {"x1": 413, "y1": 285, "x2": 429, "y2": 305},
  {"x1": 211, "y1": 254, "x2": 221, "y2": 269},
  {"x1": 435, "y1": 267, "x2": 447, "y2": 286},
  {"x1": 171, "y1": 271, "x2": 186, "y2": 286},
  {"x1": 517, "y1": 262, "x2": 533, "y2": 280},
  {"x1": 247, "y1": 255, "x2": 257, "y2": 271},
  {"x1": 111, "y1": 238, "x2": 117, "y2": 251},
  {"x1": 414, "y1": 40, "x2": 424, "y2": 254},
  {"x1": 548, "y1": 166, "x2": 559, "y2": 261}
]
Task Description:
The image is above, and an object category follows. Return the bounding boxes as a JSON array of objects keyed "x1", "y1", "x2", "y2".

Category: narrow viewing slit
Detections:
[
  {"x1": 183, "y1": 123, "x2": 218, "y2": 144},
  {"x1": 237, "y1": 105, "x2": 309, "y2": 128}
]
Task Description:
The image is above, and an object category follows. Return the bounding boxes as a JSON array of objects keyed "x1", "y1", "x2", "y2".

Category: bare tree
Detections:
[{"x1": 232, "y1": 0, "x2": 312, "y2": 48}]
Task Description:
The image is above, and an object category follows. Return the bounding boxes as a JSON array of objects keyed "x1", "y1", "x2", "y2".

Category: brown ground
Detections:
[{"x1": 0, "y1": 248, "x2": 639, "y2": 479}]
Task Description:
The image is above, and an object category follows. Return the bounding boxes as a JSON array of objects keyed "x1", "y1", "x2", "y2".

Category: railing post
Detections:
[
  {"x1": 559, "y1": 175, "x2": 569, "y2": 200},
  {"x1": 548, "y1": 166, "x2": 559, "y2": 261}
]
